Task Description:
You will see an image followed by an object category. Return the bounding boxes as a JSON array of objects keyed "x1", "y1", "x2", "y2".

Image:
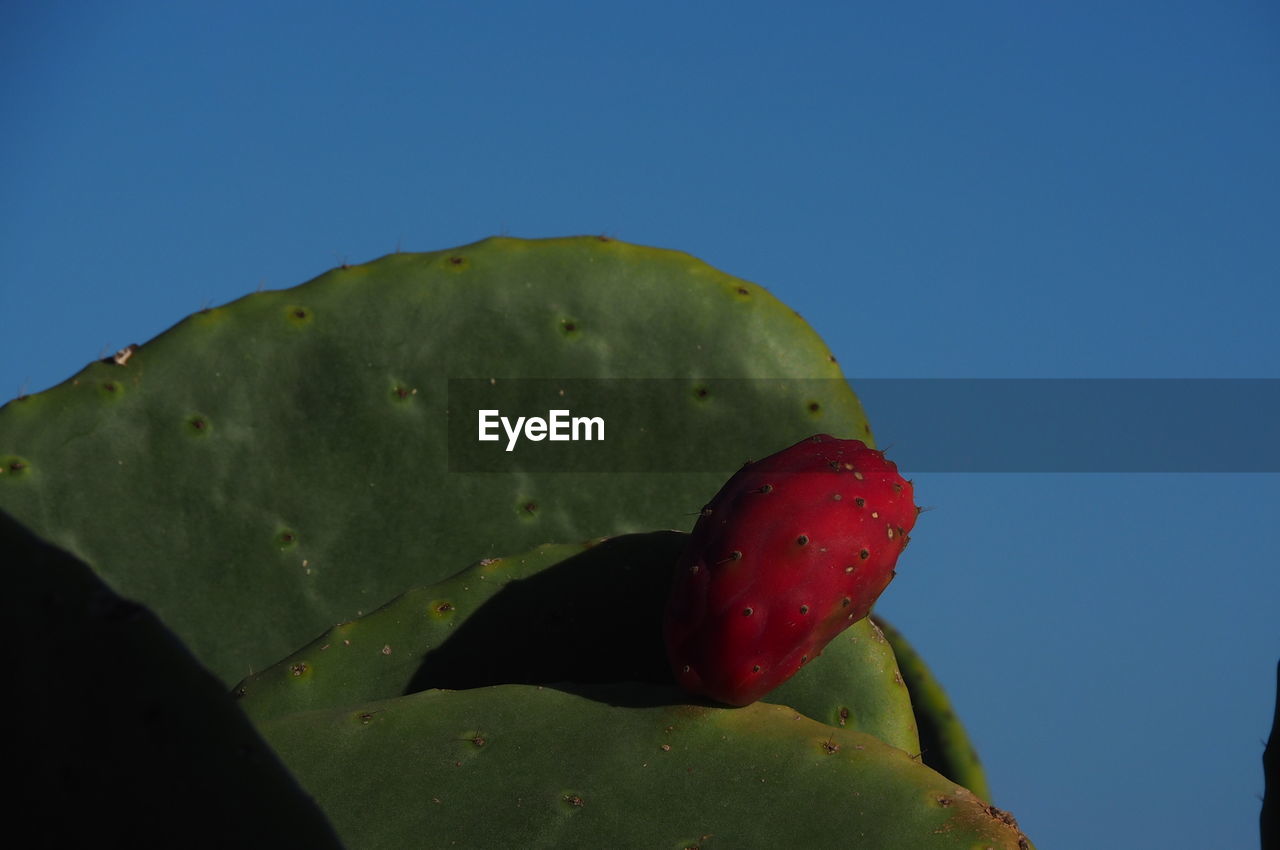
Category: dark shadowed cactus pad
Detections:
[
  {"x1": 2, "y1": 509, "x2": 343, "y2": 849},
  {"x1": 0, "y1": 236, "x2": 872, "y2": 683}
]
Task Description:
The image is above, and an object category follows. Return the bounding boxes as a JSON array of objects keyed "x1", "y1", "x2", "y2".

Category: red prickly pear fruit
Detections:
[{"x1": 664, "y1": 434, "x2": 917, "y2": 706}]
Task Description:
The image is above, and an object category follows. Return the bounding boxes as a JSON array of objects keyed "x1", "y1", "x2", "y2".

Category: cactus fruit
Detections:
[{"x1": 664, "y1": 434, "x2": 917, "y2": 706}]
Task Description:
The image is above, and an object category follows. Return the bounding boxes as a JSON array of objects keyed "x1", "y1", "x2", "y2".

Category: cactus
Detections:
[
  {"x1": 2, "y1": 236, "x2": 1034, "y2": 847},
  {"x1": 234, "y1": 531, "x2": 921, "y2": 755},
  {"x1": 257, "y1": 683, "x2": 1033, "y2": 849}
]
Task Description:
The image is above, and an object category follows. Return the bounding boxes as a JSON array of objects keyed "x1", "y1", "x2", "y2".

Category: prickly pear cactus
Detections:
[{"x1": 3, "y1": 236, "x2": 1036, "y2": 848}]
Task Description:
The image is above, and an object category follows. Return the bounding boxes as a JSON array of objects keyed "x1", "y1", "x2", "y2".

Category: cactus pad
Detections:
[
  {"x1": 259, "y1": 683, "x2": 1034, "y2": 849},
  {"x1": 0, "y1": 236, "x2": 871, "y2": 682}
]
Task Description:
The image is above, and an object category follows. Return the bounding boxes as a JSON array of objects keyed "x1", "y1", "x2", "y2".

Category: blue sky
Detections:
[{"x1": 3, "y1": 2, "x2": 1277, "y2": 846}]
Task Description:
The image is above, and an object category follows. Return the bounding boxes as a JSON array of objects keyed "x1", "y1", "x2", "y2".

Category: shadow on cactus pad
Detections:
[
  {"x1": 235, "y1": 531, "x2": 920, "y2": 755},
  {"x1": 2, "y1": 509, "x2": 342, "y2": 849},
  {"x1": 406, "y1": 532, "x2": 677, "y2": 694}
]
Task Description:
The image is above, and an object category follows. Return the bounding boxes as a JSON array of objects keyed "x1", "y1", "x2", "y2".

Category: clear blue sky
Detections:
[{"x1": 3, "y1": 2, "x2": 1277, "y2": 846}]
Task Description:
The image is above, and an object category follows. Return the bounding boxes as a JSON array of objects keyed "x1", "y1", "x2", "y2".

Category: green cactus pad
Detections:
[
  {"x1": 258, "y1": 683, "x2": 1033, "y2": 849},
  {"x1": 2, "y1": 509, "x2": 342, "y2": 849},
  {"x1": 0, "y1": 236, "x2": 872, "y2": 683},
  {"x1": 766, "y1": 614, "x2": 920, "y2": 754},
  {"x1": 875, "y1": 616, "x2": 993, "y2": 802},
  {"x1": 235, "y1": 531, "x2": 920, "y2": 755}
]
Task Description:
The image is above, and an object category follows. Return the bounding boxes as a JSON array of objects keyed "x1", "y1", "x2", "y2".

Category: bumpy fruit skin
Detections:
[{"x1": 665, "y1": 434, "x2": 917, "y2": 706}]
